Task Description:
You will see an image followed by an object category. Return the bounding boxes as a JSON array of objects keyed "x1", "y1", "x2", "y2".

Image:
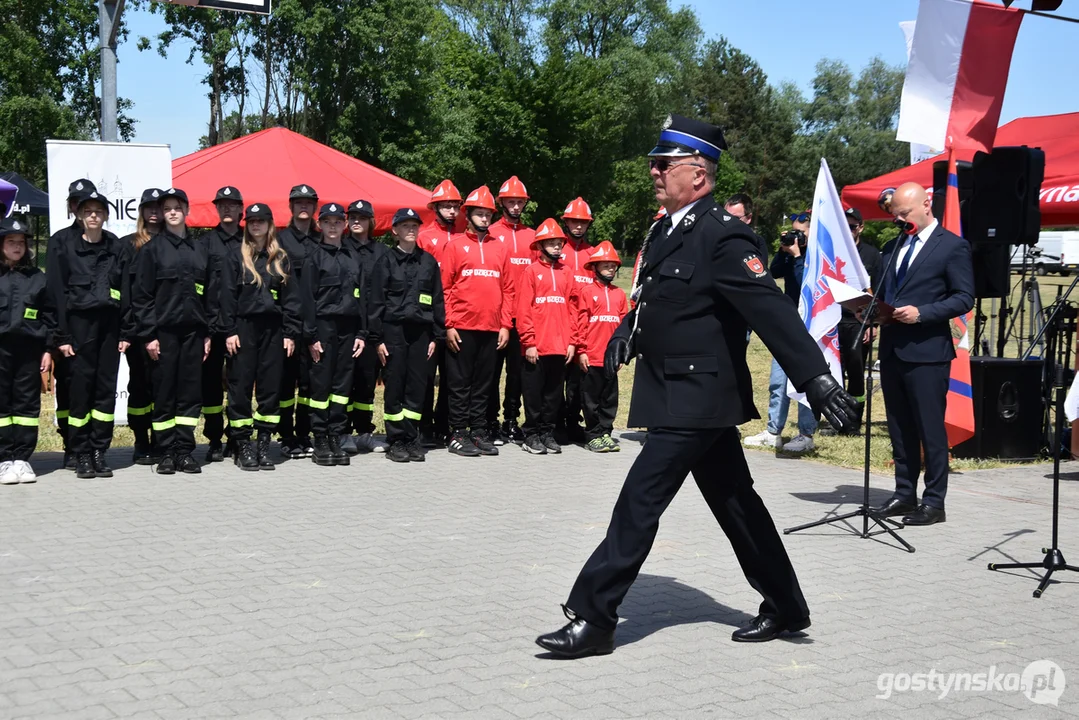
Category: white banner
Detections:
[{"x1": 46, "y1": 140, "x2": 172, "y2": 425}]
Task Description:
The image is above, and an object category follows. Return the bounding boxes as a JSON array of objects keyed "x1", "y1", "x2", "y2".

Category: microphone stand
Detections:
[{"x1": 784, "y1": 230, "x2": 915, "y2": 553}]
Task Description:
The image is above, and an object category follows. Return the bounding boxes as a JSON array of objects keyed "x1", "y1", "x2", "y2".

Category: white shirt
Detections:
[
  {"x1": 894, "y1": 218, "x2": 937, "y2": 276},
  {"x1": 666, "y1": 204, "x2": 694, "y2": 236}
]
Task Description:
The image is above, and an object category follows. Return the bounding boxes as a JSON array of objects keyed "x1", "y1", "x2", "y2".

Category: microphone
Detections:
[{"x1": 893, "y1": 218, "x2": 917, "y2": 236}]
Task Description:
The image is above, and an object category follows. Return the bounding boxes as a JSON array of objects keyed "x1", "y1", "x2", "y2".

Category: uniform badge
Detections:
[
  {"x1": 683, "y1": 213, "x2": 695, "y2": 228},
  {"x1": 743, "y1": 254, "x2": 767, "y2": 279},
  {"x1": 662, "y1": 114, "x2": 673, "y2": 130}
]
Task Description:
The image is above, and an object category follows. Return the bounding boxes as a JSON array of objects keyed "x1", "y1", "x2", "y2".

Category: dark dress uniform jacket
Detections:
[{"x1": 616, "y1": 196, "x2": 828, "y2": 429}]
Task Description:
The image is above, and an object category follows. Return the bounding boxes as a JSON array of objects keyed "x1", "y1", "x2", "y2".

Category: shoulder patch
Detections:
[{"x1": 742, "y1": 253, "x2": 767, "y2": 279}]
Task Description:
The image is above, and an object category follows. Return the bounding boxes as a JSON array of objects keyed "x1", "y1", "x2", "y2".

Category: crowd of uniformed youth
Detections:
[{"x1": 0, "y1": 175, "x2": 630, "y2": 483}]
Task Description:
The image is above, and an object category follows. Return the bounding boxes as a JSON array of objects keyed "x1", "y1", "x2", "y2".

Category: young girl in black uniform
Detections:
[
  {"x1": 133, "y1": 188, "x2": 216, "y2": 475},
  {"x1": 221, "y1": 203, "x2": 301, "y2": 470},
  {"x1": 0, "y1": 218, "x2": 54, "y2": 485},
  {"x1": 46, "y1": 190, "x2": 133, "y2": 479},
  {"x1": 301, "y1": 203, "x2": 365, "y2": 466},
  {"x1": 120, "y1": 188, "x2": 163, "y2": 465}
]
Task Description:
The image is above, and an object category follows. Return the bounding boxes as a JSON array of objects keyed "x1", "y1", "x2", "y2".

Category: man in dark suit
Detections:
[
  {"x1": 871, "y1": 182, "x2": 975, "y2": 526},
  {"x1": 534, "y1": 114, "x2": 859, "y2": 659}
]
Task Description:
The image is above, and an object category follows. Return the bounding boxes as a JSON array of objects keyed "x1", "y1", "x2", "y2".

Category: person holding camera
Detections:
[{"x1": 743, "y1": 211, "x2": 818, "y2": 454}]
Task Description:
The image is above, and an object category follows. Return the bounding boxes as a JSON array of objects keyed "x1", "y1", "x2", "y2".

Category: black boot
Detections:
[
  {"x1": 132, "y1": 441, "x2": 154, "y2": 465},
  {"x1": 235, "y1": 440, "x2": 259, "y2": 471},
  {"x1": 312, "y1": 435, "x2": 335, "y2": 466},
  {"x1": 75, "y1": 452, "x2": 95, "y2": 479},
  {"x1": 64, "y1": 449, "x2": 77, "y2": 471},
  {"x1": 205, "y1": 440, "x2": 225, "y2": 463},
  {"x1": 257, "y1": 432, "x2": 275, "y2": 470},
  {"x1": 92, "y1": 450, "x2": 113, "y2": 478},
  {"x1": 328, "y1": 434, "x2": 350, "y2": 466}
]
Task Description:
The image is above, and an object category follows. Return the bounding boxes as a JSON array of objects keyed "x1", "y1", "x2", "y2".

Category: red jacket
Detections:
[
  {"x1": 563, "y1": 238, "x2": 596, "y2": 289},
  {"x1": 417, "y1": 220, "x2": 455, "y2": 267},
  {"x1": 489, "y1": 217, "x2": 535, "y2": 319},
  {"x1": 516, "y1": 259, "x2": 579, "y2": 356},
  {"x1": 576, "y1": 280, "x2": 629, "y2": 363},
  {"x1": 441, "y1": 230, "x2": 513, "y2": 332}
]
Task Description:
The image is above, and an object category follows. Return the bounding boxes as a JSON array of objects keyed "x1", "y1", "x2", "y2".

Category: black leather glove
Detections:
[
  {"x1": 604, "y1": 335, "x2": 633, "y2": 378},
  {"x1": 803, "y1": 373, "x2": 860, "y2": 433}
]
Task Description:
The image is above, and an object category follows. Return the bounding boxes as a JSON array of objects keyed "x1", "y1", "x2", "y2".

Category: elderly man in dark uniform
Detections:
[{"x1": 535, "y1": 115, "x2": 859, "y2": 658}]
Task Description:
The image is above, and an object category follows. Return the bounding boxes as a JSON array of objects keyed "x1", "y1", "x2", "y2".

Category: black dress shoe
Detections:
[
  {"x1": 871, "y1": 497, "x2": 917, "y2": 518},
  {"x1": 902, "y1": 504, "x2": 946, "y2": 526},
  {"x1": 92, "y1": 450, "x2": 113, "y2": 478},
  {"x1": 731, "y1": 614, "x2": 811, "y2": 643},
  {"x1": 536, "y1": 617, "x2": 615, "y2": 659}
]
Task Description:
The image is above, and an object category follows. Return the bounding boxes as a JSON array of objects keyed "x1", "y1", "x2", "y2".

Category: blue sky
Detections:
[{"x1": 119, "y1": 0, "x2": 1078, "y2": 157}]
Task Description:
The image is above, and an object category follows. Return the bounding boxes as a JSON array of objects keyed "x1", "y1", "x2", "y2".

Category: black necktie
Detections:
[{"x1": 895, "y1": 237, "x2": 914, "y2": 287}]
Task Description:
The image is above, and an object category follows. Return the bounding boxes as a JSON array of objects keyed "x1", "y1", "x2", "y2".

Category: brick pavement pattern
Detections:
[{"x1": 2, "y1": 437, "x2": 1078, "y2": 719}]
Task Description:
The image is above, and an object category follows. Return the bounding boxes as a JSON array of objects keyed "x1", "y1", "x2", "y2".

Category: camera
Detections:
[{"x1": 780, "y1": 229, "x2": 807, "y2": 248}]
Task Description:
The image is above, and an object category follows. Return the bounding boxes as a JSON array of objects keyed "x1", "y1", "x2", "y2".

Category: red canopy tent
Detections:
[
  {"x1": 842, "y1": 112, "x2": 1079, "y2": 228},
  {"x1": 171, "y1": 127, "x2": 434, "y2": 233}
]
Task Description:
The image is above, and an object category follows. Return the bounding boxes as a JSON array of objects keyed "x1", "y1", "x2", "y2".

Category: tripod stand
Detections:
[{"x1": 783, "y1": 292, "x2": 915, "y2": 553}]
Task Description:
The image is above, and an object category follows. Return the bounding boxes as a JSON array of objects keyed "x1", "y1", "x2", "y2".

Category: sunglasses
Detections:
[
  {"x1": 848, "y1": 224, "x2": 860, "y2": 232},
  {"x1": 649, "y1": 158, "x2": 703, "y2": 173},
  {"x1": 788, "y1": 213, "x2": 811, "y2": 223}
]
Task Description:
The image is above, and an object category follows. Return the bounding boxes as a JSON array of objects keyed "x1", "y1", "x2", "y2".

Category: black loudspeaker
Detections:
[
  {"x1": 970, "y1": 243, "x2": 1010, "y2": 298},
  {"x1": 968, "y1": 146, "x2": 1045, "y2": 246},
  {"x1": 932, "y1": 159, "x2": 973, "y2": 230},
  {"x1": 952, "y1": 358, "x2": 1043, "y2": 460}
]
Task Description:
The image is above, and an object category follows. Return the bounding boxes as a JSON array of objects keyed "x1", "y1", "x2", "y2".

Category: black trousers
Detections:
[
  {"x1": 566, "y1": 426, "x2": 809, "y2": 630},
  {"x1": 445, "y1": 329, "x2": 498, "y2": 432},
  {"x1": 349, "y1": 343, "x2": 379, "y2": 435},
  {"x1": 521, "y1": 355, "x2": 565, "y2": 438},
  {"x1": 422, "y1": 344, "x2": 449, "y2": 436},
  {"x1": 151, "y1": 325, "x2": 206, "y2": 456},
  {"x1": 0, "y1": 337, "x2": 44, "y2": 462},
  {"x1": 383, "y1": 324, "x2": 431, "y2": 444},
  {"x1": 226, "y1": 317, "x2": 284, "y2": 442},
  {"x1": 563, "y1": 363, "x2": 584, "y2": 428},
  {"x1": 53, "y1": 352, "x2": 70, "y2": 450},
  {"x1": 838, "y1": 322, "x2": 868, "y2": 401},
  {"x1": 66, "y1": 309, "x2": 121, "y2": 454},
  {"x1": 581, "y1": 367, "x2": 618, "y2": 440},
  {"x1": 278, "y1": 349, "x2": 311, "y2": 440},
  {"x1": 308, "y1": 317, "x2": 356, "y2": 437},
  {"x1": 880, "y1": 357, "x2": 951, "y2": 509},
  {"x1": 200, "y1": 333, "x2": 227, "y2": 443},
  {"x1": 487, "y1": 325, "x2": 522, "y2": 426},
  {"x1": 125, "y1": 345, "x2": 154, "y2": 445}
]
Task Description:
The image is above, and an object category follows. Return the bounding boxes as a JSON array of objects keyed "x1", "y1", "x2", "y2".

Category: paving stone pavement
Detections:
[{"x1": 2, "y1": 436, "x2": 1078, "y2": 719}]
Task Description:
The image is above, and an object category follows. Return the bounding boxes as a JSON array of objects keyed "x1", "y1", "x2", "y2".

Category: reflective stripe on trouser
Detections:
[
  {"x1": 0, "y1": 339, "x2": 45, "y2": 462},
  {"x1": 382, "y1": 324, "x2": 432, "y2": 444},
  {"x1": 226, "y1": 317, "x2": 284, "y2": 440},
  {"x1": 151, "y1": 326, "x2": 206, "y2": 455},
  {"x1": 201, "y1": 333, "x2": 227, "y2": 442},
  {"x1": 350, "y1": 343, "x2": 379, "y2": 435},
  {"x1": 307, "y1": 317, "x2": 357, "y2": 437},
  {"x1": 66, "y1": 309, "x2": 121, "y2": 453}
]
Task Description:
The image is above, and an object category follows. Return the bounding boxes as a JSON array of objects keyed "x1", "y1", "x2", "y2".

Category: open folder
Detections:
[{"x1": 824, "y1": 277, "x2": 895, "y2": 325}]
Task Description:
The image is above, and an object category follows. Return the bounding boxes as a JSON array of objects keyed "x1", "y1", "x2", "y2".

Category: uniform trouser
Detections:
[
  {"x1": 151, "y1": 325, "x2": 206, "y2": 456},
  {"x1": 226, "y1": 317, "x2": 284, "y2": 442},
  {"x1": 278, "y1": 350, "x2": 312, "y2": 440},
  {"x1": 201, "y1": 333, "x2": 227, "y2": 443},
  {"x1": 521, "y1": 355, "x2": 565, "y2": 438},
  {"x1": 349, "y1": 343, "x2": 379, "y2": 435},
  {"x1": 125, "y1": 345, "x2": 155, "y2": 448},
  {"x1": 0, "y1": 338, "x2": 44, "y2": 462},
  {"x1": 838, "y1": 322, "x2": 867, "y2": 401},
  {"x1": 581, "y1": 367, "x2": 619, "y2": 441},
  {"x1": 308, "y1": 317, "x2": 357, "y2": 438},
  {"x1": 445, "y1": 329, "x2": 498, "y2": 433},
  {"x1": 566, "y1": 426, "x2": 809, "y2": 630},
  {"x1": 563, "y1": 363, "x2": 584, "y2": 428},
  {"x1": 880, "y1": 357, "x2": 951, "y2": 509},
  {"x1": 487, "y1": 325, "x2": 522, "y2": 426},
  {"x1": 421, "y1": 344, "x2": 449, "y2": 435},
  {"x1": 382, "y1": 323, "x2": 431, "y2": 444},
  {"x1": 66, "y1": 309, "x2": 121, "y2": 454},
  {"x1": 53, "y1": 351, "x2": 70, "y2": 449}
]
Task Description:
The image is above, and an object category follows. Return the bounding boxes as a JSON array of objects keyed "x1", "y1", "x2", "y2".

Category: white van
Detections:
[{"x1": 1010, "y1": 231, "x2": 1079, "y2": 276}]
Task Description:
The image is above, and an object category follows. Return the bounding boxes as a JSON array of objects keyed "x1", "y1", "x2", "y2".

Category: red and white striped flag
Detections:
[{"x1": 943, "y1": 148, "x2": 976, "y2": 447}]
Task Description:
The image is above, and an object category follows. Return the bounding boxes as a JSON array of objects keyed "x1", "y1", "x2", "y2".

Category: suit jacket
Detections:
[
  {"x1": 878, "y1": 224, "x2": 975, "y2": 364},
  {"x1": 615, "y1": 196, "x2": 828, "y2": 429}
]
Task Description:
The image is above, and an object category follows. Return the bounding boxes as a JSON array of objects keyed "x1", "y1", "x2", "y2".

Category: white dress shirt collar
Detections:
[{"x1": 666, "y1": 204, "x2": 695, "y2": 235}]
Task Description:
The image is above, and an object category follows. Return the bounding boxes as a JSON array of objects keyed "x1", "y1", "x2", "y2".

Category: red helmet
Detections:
[
  {"x1": 531, "y1": 218, "x2": 567, "y2": 248},
  {"x1": 562, "y1": 197, "x2": 593, "y2": 221},
  {"x1": 428, "y1": 179, "x2": 462, "y2": 208},
  {"x1": 497, "y1": 175, "x2": 529, "y2": 201},
  {"x1": 462, "y1": 185, "x2": 497, "y2": 212},
  {"x1": 584, "y1": 240, "x2": 622, "y2": 268}
]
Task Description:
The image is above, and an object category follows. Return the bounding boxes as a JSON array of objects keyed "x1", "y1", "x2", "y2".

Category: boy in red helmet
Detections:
[
  {"x1": 516, "y1": 219, "x2": 580, "y2": 455},
  {"x1": 487, "y1": 175, "x2": 534, "y2": 446},
  {"x1": 441, "y1": 186, "x2": 513, "y2": 457},
  {"x1": 576, "y1": 241, "x2": 629, "y2": 452},
  {"x1": 558, "y1": 196, "x2": 596, "y2": 444}
]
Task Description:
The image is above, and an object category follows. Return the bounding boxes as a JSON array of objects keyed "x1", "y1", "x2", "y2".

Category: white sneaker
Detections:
[
  {"x1": 357, "y1": 432, "x2": 389, "y2": 453},
  {"x1": 743, "y1": 430, "x2": 781, "y2": 448},
  {"x1": 0, "y1": 461, "x2": 18, "y2": 485},
  {"x1": 14, "y1": 460, "x2": 36, "y2": 483},
  {"x1": 783, "y1": 434, "x2": 815, "y2": 454}
]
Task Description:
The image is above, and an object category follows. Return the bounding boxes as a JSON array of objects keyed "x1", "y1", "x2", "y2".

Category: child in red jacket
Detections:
[
  {"x1": 516, "y1": 219, "x2": 579, "y2": 455},
  {"x1": 576, "y1": 241, "x2": 628, "y2": 452}
]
